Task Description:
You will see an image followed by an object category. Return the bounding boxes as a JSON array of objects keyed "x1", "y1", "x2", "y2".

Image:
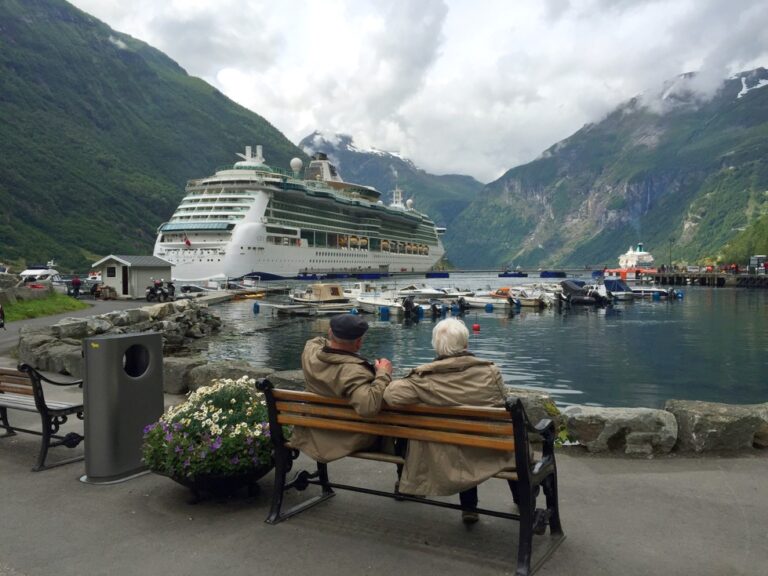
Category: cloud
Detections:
[{"x1": 70, "y1": 0, "x2": 768, "y2": 182}]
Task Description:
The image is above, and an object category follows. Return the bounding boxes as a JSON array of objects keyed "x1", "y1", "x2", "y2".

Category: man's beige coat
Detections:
[
  {"x1": 383, "y1": 353, "x2": 515, "y2": 496},
  {"x1": 291, "y1": 336, "x2": 391, "y2": 462}
]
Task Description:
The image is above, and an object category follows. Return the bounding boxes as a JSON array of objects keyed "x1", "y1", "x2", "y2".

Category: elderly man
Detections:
[
  {"x1": 383, "y1": 317, "x2": 518, "y2": 524},
  {"x1": 291, "y1": 313, "x2": 393, "y2": 463}
]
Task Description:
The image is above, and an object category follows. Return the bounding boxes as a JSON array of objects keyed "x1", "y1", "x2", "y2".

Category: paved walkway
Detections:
[{"x1": 0, "y1": 421, "x2": 766, "y2": 576}]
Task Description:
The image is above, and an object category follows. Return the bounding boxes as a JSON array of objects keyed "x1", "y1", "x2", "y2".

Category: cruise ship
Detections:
[{"x1": 153, "y1": 146, "x2": 445, "y2": 281}]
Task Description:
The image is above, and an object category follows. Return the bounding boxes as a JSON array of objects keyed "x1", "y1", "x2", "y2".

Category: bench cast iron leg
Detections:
[
  {"x1": 516, "y1": 492, "x2": 534, "y2": 576},
  {"x1": 266, "y1": 446, "x2": 291, "y2": 524},
  {"x1": 0, "y1": 407, "x2": 16, "y2": 437},
  {"x1": 542, "y1": 473, "x2": 563, "y2": 535},
  {"x1": 32, "y1": 415, "x2": 53, "y2": 472}
]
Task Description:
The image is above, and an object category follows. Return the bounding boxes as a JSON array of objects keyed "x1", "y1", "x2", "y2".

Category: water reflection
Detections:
[{"x1": 201, "y1": 280, "x2": 768, "y2": 409}]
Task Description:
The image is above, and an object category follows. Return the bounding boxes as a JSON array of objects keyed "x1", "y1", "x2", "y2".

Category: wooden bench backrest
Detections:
[
  {"x1": 270, "y1": 388, "x2": 516, "y2": 452},
  {"x1": 0, "y1": 368, "x2": 33, "y2": 396}
]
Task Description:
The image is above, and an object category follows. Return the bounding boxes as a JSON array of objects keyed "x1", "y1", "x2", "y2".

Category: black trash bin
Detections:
[{"x1": 81, "y1": 333, "x2": 164, "y2": 484}]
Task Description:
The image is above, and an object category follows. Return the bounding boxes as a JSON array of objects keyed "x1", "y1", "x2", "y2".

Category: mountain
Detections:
[
  {"x1": 0, "y1": 0, "x2": 305, "y2": 271},
  {"x1": 298, "y1": 132, "x2": 483, "y2": 229},
  {"x1": 445, "y1": 69, "x2": 768, "y2": 269}
]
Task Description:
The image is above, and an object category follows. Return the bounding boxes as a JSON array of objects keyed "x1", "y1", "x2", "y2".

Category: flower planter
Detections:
[
  {"x1": 163, "y1": 463, "x2": 273, "y2": 500},
  {"x1": 142, "y1": 376, "x2": 288, "y2": 502}
]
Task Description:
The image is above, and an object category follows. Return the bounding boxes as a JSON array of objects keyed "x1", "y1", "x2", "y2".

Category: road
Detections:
[{"x1": 0, "y1": 298, "x2": 143, "y2": 358}]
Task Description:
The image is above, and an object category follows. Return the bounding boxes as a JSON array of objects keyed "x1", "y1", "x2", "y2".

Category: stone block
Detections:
[
  {"x1": 162, "y1": 356, "x2": 206, "y2": 395},
  {"x1": 266, "y1": 370, "x2": 305, "y2": 390},
  {"x1": 506, "y1": 387, "x2": 562, "y2": 430},
  {"x1": 51, "y1": 318, "x2": 88, "y2": 339},
  {"x1": 562, "y1": 405, "x2": 677, "y2": 455},
  {"x1": 187, "y1": 361, "x2": 274, "y2": 392},
  {"x1": 664, "y1": 400, "x2": 765, "y2": 452}
]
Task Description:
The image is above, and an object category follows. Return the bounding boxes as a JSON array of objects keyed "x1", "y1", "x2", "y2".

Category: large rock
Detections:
[
  {"x1": 665, "y1": 400, "x2": 765, "y2": 452},
  {"x1": 562, "y1": 405, "x2": 678, "y2": 455},
  {"x1": 17, "y1": 333, "x2": 58, "y2": 365},
  {"x1": 754, "y1": 403, "x2": 768, "y2": 448},
  {"x1": 162, "y1": 356, "x2": 207, "y2": 395},
  {"x1": 32, "y1": 341, "x2": 83, "y2": 377},
  {"x1": 266, "y1": 369, "x2": 305, "y2": 390},
  {"x1": 187, "y1": 361, "x2": 274, "y2": 391},
  {"x1": 506, "y1": 387, "x2": 562, "y2": 430},
  {"x1": 51, "y1": 319, "x2": 89, "y2": 339}
]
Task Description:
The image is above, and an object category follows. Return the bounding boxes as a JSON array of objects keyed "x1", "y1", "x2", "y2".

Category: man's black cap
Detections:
[{"x1": 330, "y1": 314, "x2": 369, "y2": 340}]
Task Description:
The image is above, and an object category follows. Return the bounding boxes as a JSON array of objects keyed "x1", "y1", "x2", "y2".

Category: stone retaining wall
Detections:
[
  {"x1": 18, "y1": 299, "x2": 221, "y2": 378},
  {"x1": 162, "y1": 361, "x2": 767, "y2": 455},
  {"x1": 563, "y1": 401, "x2": 768, "y2": 455}
]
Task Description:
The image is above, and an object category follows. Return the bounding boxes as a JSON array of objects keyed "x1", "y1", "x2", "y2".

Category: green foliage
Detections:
[
  {"x1": 0, "y1": 0, "x2": 306, "y2": 271},
  {"x1": 141, "y1": 377, "x2": 286, "y2": 479},
  {"x1": 3, "y1": 292, "x2": 89, "y2": 322}
]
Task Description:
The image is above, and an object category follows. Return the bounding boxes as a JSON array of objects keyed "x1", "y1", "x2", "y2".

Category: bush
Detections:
[{"x1": 142, "y1": 376, "x2": 280, "y2": 479}]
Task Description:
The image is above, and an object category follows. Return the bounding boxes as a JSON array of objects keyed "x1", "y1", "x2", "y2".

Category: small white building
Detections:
[{"x1": 91, "y1": 255, "x2": 173, "y2": 299}]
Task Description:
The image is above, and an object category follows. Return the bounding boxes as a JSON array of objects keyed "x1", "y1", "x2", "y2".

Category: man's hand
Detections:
[{"x1": 375, "y1": 358, "x2": 393, "y2": 375}]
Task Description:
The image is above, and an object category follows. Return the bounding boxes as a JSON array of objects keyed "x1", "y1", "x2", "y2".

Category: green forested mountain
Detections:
[
  {"x1": 0, "y1": 0, "x2": 305, "y2": 271},
  {"x1": 445, "y1": 69, "x2": 768, "y2": 268},
  {"x1": 298, "y1": 132, "x2": 483, "y2": 228}
]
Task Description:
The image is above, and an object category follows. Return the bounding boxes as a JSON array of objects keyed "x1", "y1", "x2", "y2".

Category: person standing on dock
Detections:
[
  {"x1": 383, "y1": 317, "x2": 518, "y2": 525},
  {"x1": 291, "y1": 313, "x2": 393, "y2": 462}
]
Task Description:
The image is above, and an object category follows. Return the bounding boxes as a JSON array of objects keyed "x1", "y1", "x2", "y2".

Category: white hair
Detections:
[{"x1": 431, "y1": 318, "x2": 469, "y2": 357}]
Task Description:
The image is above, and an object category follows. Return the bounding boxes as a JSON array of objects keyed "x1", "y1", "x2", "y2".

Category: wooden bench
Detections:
[
  {"x1": 0, "y1": 364, "x2": 84, "y2": 471},
  {"x1": 257, "y1": 379, "x2": 565, "y2": 576}
]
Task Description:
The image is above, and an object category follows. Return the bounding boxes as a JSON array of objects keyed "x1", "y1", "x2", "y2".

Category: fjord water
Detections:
[{"x1": 201, "y1": 277, "x2": 768, "y2": 409}]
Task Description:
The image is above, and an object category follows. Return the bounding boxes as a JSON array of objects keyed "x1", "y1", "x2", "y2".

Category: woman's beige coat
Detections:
[
  {"x1": 291, "y1": 336, "x2": 391, "y2": 463},
  {"x1": 383, "y1": 353, "x2": 515, "y2": 496}
]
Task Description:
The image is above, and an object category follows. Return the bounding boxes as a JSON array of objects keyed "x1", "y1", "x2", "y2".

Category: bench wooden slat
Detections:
[
  {"x1": 278, "y1": 413, "x2": 516, "y2": 451},
  {"x1": 0, "y1": 383, "x2": 34, "y2": 395},
  {"x1": 275, "y1": 400, "x2": 515, "y2": 436},
  {"x1": 273, "y1": 389, "x2": 512, "y2": 420}
]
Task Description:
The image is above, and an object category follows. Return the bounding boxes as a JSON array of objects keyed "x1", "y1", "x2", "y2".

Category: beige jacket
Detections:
[
  {"x1": 290, "y1": 336, "x2": 391, "y2": 462},
  {"x1": 383, "y1": 353, "x2": 515, "y2": 496}
]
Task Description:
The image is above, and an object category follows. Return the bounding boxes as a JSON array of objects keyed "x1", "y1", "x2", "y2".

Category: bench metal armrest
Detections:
[{"x1": 17, "y1": 364, "x2": 83, "y2": 387}]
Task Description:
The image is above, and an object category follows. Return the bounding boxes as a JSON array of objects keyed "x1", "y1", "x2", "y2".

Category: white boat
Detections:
[
  {"x1": 355, "y1": 294, "x2": 406, "y2": 316},
  {"x1": 396, "y1": 284, "x2": 448, "y2": 298},
  {"x1": 290, "y1": 283, "x2": 350, "y2": 305},
  {"x1": 602, "y1": 277, "x2": 636, "y2": 301},
  {"x1": 153, "y1": 146, "x2": 445, "y2": 282},
  {"x1": 631, "y1": 286, "x2": 670, "y2": 298},
  {"x1": 16, "y1": 261, "x2": 68, "y2": 294}
]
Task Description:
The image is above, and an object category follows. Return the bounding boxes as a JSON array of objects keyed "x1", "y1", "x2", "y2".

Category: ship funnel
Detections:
[{"x1": 245, "y1": 145, "x2": 252, "y2": 158}]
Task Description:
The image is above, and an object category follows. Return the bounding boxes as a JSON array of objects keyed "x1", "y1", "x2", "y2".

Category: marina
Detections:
[{"x1": 196, "y1": 273, "x2": 768, "y2": 410}]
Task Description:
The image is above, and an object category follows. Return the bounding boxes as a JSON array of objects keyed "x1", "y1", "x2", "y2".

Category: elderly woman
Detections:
[{"x1": 383, "y1": 317, "x2": 517, "y2": 524}]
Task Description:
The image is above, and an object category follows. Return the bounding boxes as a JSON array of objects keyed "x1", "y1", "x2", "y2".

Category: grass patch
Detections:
[{"x1": 4, "y1": 293, "x2": 89, "y2": 322}]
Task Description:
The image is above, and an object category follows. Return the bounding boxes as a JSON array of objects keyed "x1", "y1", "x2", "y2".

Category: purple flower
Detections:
[
  {"x1": 143, "y1": 423, "x2": 157, "y2": 434},
  {"x1": 230, "y1": 456, "x2": 239, "y2": 465},
  {"x1": 164, "y1": 432, "x2": 173, "y2": 442},
  {"x1": 172, "y1": 422, "x2": 183, "y2": 431},
  {"x1": 174, "y1": 445, "x2": 183, "y2": 454},
  {"x1": 183, "y1": 459, "x2": 190, "y2": 468},
  {"x1": 245, "y1": 436, "x2": 253, "y2": 445},
  {"x1": 210, "y1": 436, "x2": 223, "y2": 451}
]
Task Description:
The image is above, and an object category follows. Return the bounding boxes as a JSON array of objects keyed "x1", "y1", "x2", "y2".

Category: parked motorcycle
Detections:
[{"x1": 146, "y1": 280, "x2": 175, "y2": 302}]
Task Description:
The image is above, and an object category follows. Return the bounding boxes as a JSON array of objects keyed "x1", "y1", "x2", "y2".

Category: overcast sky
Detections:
[{"x1": 70, "y1": 0, "x2": 768, "y2": 182}]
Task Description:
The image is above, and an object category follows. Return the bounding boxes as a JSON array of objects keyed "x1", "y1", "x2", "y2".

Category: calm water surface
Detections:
[{"x1": 199, "y1": 274, "x2": 768, "y2": 409}]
